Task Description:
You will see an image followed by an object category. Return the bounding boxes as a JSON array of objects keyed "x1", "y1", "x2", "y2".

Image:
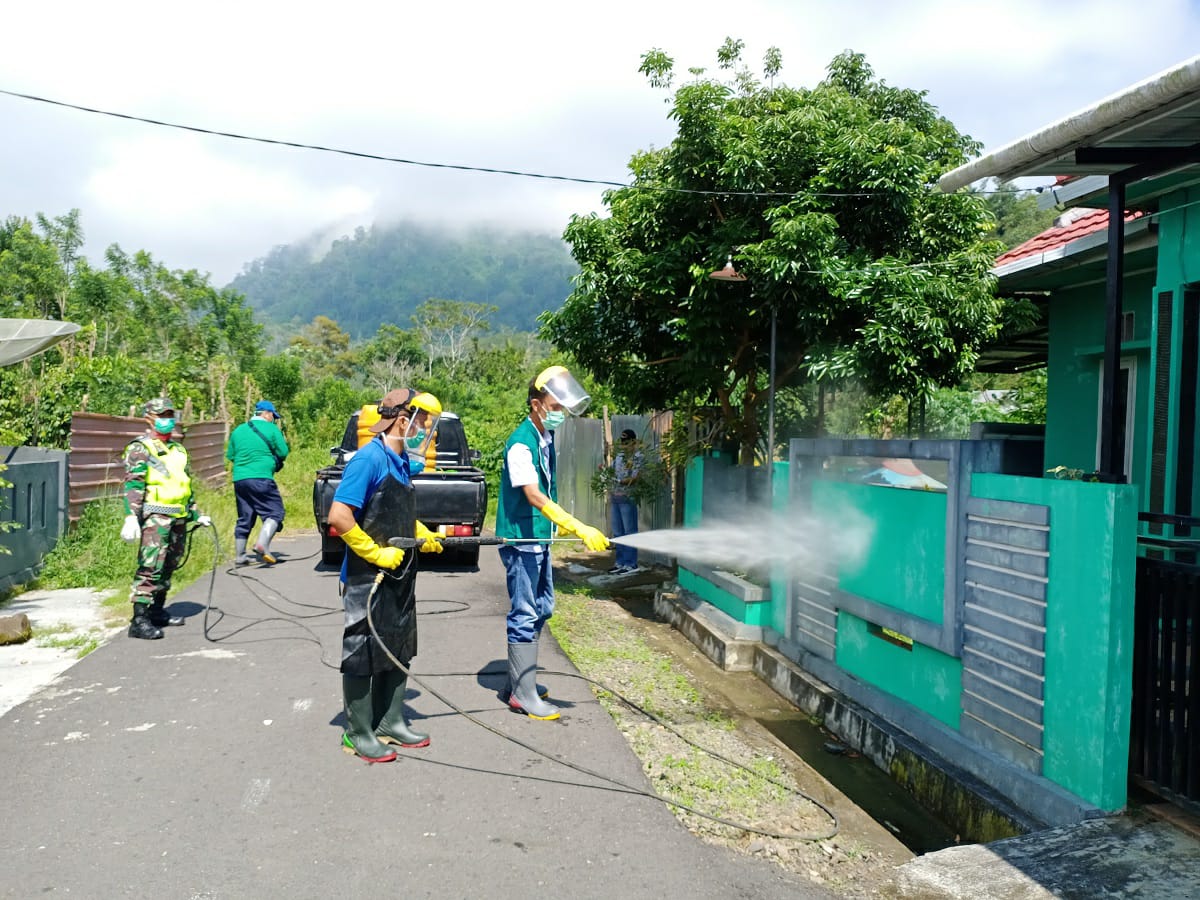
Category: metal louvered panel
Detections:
[{"x1": 961, "y1": 500, "x2": 1050, "y2": 773}]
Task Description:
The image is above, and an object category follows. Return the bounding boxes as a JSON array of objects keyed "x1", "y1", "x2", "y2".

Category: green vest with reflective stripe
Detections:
[
  {"x1": 139, "y1": 437, "x2": 192, "y2": 517},
  {"x1": 496, "y1": 417, "x2": 555, "y2": 541}
]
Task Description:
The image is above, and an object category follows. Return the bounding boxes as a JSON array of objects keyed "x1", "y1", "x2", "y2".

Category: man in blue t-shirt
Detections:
[{"x1": 327, "y1": 388, "x2": 444, "y2": 763}]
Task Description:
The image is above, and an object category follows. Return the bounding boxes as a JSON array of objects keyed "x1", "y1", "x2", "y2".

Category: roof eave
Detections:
[
  {"x1": 991, "y1": 217, "x2": 1154, "y2": 281},
  {"x1": 939, "y1": 55, "x2": 1200, "y2": 192}
]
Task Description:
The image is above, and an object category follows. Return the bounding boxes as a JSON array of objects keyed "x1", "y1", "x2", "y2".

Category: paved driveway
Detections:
[{"x1": 0, "y1": 534, "x2": 832, "y2": 899}]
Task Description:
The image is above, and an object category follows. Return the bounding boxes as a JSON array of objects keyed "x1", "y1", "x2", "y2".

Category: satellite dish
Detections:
[{"x1": 0, "y1": 318, "x2": 81, "y2": 367}]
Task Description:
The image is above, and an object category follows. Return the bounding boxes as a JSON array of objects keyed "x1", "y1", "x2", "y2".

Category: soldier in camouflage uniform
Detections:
[{"x1": 120, "y1": 398, "x2": 212, "y2": 640}]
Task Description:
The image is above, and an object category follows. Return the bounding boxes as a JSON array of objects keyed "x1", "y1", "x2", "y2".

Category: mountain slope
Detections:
[{"x1": 228, "y1": 221, "x2": 580, "y2": 337}]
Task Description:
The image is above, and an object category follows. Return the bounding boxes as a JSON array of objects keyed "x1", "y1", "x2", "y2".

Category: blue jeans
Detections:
[
  {"x1": 500, "y1": 545, "x2": 554, "y2": 643},
  {"x1": 611, "y1": 497, "x2": 638, "y2": 568}
]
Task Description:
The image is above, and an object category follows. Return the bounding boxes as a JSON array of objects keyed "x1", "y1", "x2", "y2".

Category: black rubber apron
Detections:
[{"x1": 340, "y1": 471, "x2": 417, "y2": 675}]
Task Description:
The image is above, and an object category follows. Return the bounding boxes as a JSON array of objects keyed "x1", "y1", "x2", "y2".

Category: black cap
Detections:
[{"x1": 620, "y1": 429, "x2": 636, "y2": 441}]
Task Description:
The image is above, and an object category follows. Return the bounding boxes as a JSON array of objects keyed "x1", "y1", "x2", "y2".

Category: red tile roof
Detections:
[{"x1": 996, "y1": 208, "x2": 1145, "y2": 266}]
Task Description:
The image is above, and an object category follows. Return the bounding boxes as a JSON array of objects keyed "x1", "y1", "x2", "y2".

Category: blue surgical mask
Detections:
[
  {"x1": 405, "y1": 429, "x2": 427, "y2": 451},
  {"x1": 153, "y1": 417, "x2": 176, "y2": 435},
  {"x1": 542, "y1": 410, "x2": 566, "y2": 431}
]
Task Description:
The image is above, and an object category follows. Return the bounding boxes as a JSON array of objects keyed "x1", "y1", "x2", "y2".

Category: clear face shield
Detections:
[
  {"x1": 402, "y1": 409, "x2": 440, "y2": 456},
  {"x1": 535, "y1": 366, "x2": 591, "y2": 416}
]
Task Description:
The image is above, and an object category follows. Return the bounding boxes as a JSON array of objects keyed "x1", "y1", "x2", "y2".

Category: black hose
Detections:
[{"x1": 363, "y1": 574, "x2": 839, "y2": 842}]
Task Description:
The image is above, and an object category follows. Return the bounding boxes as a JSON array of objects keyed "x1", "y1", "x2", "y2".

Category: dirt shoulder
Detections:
[{"x1": 551, "y1": 550, "x2": 913, "y2": 899}]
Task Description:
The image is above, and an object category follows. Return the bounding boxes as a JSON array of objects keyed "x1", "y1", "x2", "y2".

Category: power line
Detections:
[{"x1": 0, "y1": 87, "x2": 1051, "y2": 198}]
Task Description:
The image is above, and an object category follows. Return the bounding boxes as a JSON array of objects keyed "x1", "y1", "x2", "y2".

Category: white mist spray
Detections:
[{"x1": 613, "y1": 506, "x2": 874, "y2": 578}]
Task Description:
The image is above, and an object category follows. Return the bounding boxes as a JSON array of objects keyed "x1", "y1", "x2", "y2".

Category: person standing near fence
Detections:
[
  {"x1": 120, "y1": 397, "x2": 211, "y2": 640},
  {"x1": 225, "y1": 400, "x2": 290, "y2": 565},
  {"x1": 608, "y1": 429, "x2": 644, "y2": 574}
]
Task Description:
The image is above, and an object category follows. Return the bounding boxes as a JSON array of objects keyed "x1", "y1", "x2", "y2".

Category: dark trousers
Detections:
[{"x1": 233, "y1": 478, "x2": 285, "y2": 539}]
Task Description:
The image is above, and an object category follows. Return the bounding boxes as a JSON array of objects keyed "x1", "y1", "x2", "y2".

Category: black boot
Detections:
[
  {"x1": 128, "y1": 603, "x2": 164, "y2": 640},
  {"x1": 341, "y1": 675, "x2": 397, "y2": 763},
  {"x1": 149, "y1": 598, "x2": 184, "y2": 627},
  {"x1": 373, "y1": 669, "x2": 430, "y2": 748}
]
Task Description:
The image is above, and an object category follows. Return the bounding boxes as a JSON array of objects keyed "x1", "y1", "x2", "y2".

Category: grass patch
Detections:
[
  {"x1": 34, "y1": 625, "x2": 102, "y2": 658},
  {"x1": 548, "y1": 578, "x2": 800, "y2": 837}
]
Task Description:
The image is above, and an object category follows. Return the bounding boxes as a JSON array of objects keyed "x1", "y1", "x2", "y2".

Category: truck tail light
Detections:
[
  {"x1": 328, "y1": 524, "x2": 340, "y2": 537},
  {"x1": 454, "y1": 524, "x2": 473, "y2": 536}
]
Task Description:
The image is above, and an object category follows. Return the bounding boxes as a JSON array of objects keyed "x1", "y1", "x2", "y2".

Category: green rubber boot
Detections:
[
  {"x1": 373, "y1": 669, "x2": 430, "y2": 748},
  {"x1": 341, "y1": 675, "x2": 397, "y2": 763},
  {"x1": 507, "y1": 642, "x2": 560, "y2": 720}
]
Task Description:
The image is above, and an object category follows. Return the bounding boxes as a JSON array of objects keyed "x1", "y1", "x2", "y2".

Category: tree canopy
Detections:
[{"x1": 543, "y1": 44, "x2": 1014, "y2": 461}]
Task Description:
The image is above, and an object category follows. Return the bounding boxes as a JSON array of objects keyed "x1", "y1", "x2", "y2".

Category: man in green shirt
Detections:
[{"x1": 225, "y1": 400, "x2": 290, "y2": 564}]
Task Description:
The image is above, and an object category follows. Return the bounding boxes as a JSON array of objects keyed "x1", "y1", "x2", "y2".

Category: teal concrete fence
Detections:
[{"x1": 679, "y1": 443, "x2": 1138, "y2": 826}]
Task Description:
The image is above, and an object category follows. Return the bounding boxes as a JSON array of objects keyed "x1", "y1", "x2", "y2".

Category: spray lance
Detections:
[{"x1": 388, "y1": 535, "x2": 590, "y2": 549}]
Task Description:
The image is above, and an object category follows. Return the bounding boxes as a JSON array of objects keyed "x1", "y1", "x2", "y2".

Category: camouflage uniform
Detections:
[{"x1": 124, "y1": 418, "x2": 196, "y2": 623}]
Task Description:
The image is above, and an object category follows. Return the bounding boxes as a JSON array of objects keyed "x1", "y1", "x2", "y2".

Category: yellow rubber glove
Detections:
[
  {"x1": 540, "y1": 501, "x2": 611, "y2": 552},
  {"x1": 414, "y1": 520, "x2": 444, "y2": 554},
  {"x1": 341, "y1": 524, "x2": 404, "y2": 569}
]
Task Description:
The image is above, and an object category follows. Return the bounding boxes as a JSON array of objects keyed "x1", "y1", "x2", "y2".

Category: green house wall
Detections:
[
  {"x1": 1044, "y1": 268, "x2": 1156, "y2": 505},
  {"x1": 973, "y1": 473, "x2": 1137, "y2": 810},
  {"x1": 815, "y1": 480, "x2": 946, "y2": 624},
  {"x1": 1147, "y1": 186, "x2": 1200, "y2": 515}
]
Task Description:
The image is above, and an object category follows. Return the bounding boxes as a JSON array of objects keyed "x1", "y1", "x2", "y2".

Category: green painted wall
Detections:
[
  {"x1": 814, "y1": 480, "x2": 946, "y2": 623},
  {"x1": 677, "y1": 567, "x2": 771, "y2": 626},
  {"x1": 771, "y1": 461, "x2": 791, "y2": 636},
  {"x1": 1044, "y1": 269, "x2": 1155, "y2": 503},
  {"x1": 973, "y1": 473, "x2": 1137, "y2": 810},
  {"x1": 1148, "y1": 186, "x2": 1200, "y2": 515},
  {"x1": 835, "y1": 610, "x2": 962, "y2": 728},
  {"x1": 1154, "y1": 186, "x2": 1200, "y2": 288},
  {"x1": 683, "y1": 456, "x2": 705, "y2": 527}
]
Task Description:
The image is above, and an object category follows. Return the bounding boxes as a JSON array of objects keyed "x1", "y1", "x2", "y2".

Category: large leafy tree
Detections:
[{"x1": 543, "y1": 43, "x2": 1010, "y2": 461}]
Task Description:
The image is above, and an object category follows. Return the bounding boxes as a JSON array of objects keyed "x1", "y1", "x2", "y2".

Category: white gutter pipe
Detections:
[{"x1": 939, "y1": 54, "x2": 1200, "y2": 193}]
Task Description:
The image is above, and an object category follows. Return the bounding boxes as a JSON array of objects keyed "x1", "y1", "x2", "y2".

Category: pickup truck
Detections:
[{"x1": 313, "y1": 411, "x2": 488, "y2": 566}]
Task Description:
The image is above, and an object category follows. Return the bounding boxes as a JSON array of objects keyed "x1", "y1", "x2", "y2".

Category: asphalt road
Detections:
[{"x1": 0, "y1": 533, "x2": 833, "y2": 899}]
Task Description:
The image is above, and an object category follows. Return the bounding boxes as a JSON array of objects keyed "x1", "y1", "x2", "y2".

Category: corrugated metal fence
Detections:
[
  {"x1": 68, "y1": 413, "x2": 228, "y2": 522},
  {"x1": 555, "y1": 411, "x2": 675, "y2": 566}
]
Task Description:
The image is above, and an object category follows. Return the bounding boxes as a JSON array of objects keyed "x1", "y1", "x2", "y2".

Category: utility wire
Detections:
[{"x1": 0, "y1": 86, "x2": 1050, "y2": 197}]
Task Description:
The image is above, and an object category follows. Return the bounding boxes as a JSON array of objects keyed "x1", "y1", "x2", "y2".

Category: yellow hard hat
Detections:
[
  {"x1": 532, "y1": 365, "x2": 591, "y2": 416},
  {"x1": 409, "y1": 392, "x2": 442, "y2": 417}
]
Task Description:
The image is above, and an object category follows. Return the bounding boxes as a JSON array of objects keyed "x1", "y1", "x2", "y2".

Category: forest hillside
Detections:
[{"x1": 228, "y1": 221, "x2": 579, "y2": 338}]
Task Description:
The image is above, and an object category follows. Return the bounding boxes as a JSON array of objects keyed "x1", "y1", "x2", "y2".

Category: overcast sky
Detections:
[{"x1": 4, "y1": 0, "x2": 1199, "y2": 286}]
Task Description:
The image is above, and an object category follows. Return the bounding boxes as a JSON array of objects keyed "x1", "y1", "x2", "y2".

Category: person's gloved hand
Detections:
[
  {"x1": 373, "y1": 545, "x2": 405, "y2": 568},
  {"x1": 573, "y1": 522, "x2": 610, "y2": 552},
  {"x1": 414, "y1": 520, "x2": 443, "y2": 554},
  {"x1": 341, "y1": 524, "x2": 404, "y2": 569},
  {"x1": 120, "y1": 515, "x2": 141, "y2": 542},
  {"x1": 540, "y1": 501, "x2": 611, "y2": 552},
  {"x1": 196, "y1": 514, "x2": 213, "y2": 527}
]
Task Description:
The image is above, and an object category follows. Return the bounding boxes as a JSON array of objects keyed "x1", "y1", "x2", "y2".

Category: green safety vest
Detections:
[
  {"x1": 496, "y1": 417, "x2": 555, "y2": 542},
  {"x1": 138, "y1": 437, "x2": 192, "y2": 517}
]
